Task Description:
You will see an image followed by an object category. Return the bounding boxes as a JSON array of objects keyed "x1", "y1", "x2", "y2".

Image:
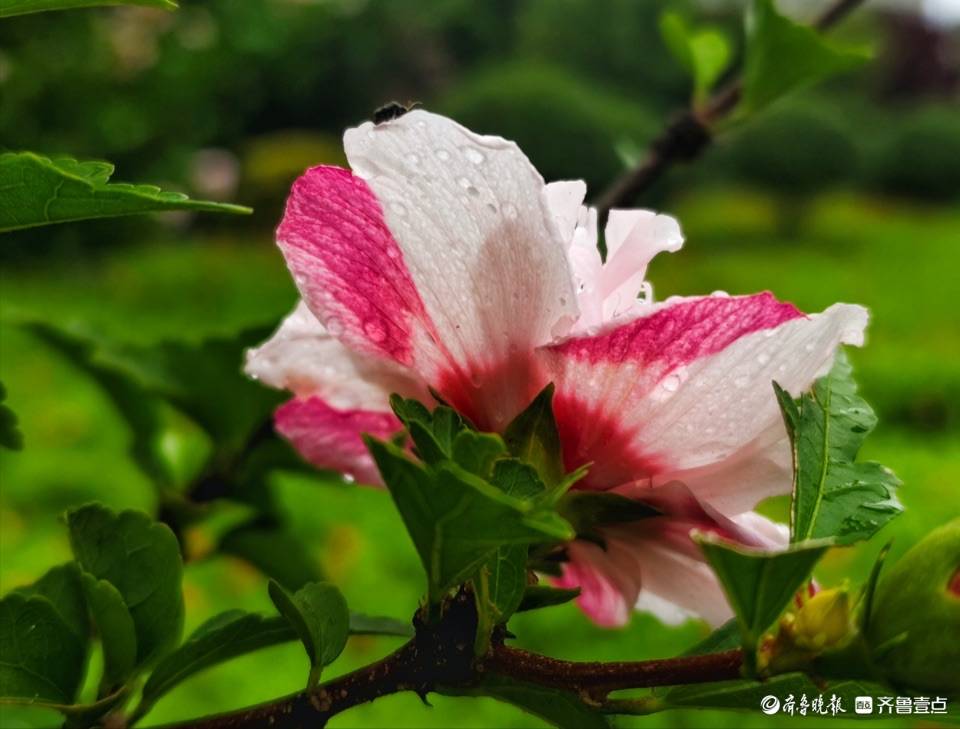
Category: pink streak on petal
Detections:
[
  {"x1": 553, "y1": 392, "x2": 665, "y2": 490},
  {"x1": 551, "y1": 293, "x2": 803, "y2": 369},
  {"x1": 274, "y1": 396, "x2": 401, "y2": 485},
  {"x1": 277, "y1": 165, "x2": 432, "y2": 366},
  {"x1": 556, "y1": 543, "x2": 632, "y2": 628}
]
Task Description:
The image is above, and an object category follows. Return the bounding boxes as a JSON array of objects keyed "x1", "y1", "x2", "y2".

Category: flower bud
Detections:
[
  {"x1": 866, "y1": 519, "x2": 960, "y2": 693},
  {"x1": 793, "y1": 587, "x2": 853, "y2": 651}
]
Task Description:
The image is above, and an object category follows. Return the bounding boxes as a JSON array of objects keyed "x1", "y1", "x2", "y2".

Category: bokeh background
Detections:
[{"x1": 1, "y1": 0, "x2": 958, "y2": 726}]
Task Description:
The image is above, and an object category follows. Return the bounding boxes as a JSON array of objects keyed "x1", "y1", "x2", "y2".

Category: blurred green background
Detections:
[{"x1": 1, "y1": 0, "x2": 958, "y2": 727}]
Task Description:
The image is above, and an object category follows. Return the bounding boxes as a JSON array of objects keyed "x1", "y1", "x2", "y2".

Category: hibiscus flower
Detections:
[{"x1": 245, "y1": 110, "x2": 867, "y2": 627}]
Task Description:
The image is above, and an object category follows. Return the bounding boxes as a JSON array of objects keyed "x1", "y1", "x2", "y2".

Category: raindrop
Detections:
[
  {"x1": 662, "y1": 374, "x2": 681, "y2": 392},
  {"x1": 462, "y1": 147, "x2": 485, "y2": 164},
  {"x1": 435, "y1": 149, "x2": 450, "y2": 161},
  {"x1": 734, "y1": 375, "x2": 749, "y2": 388},
  {"x1": 711, "y1": 290, "x2": 730, "y2": 298},
  {"x1": 406, "y1": 153, "x2": 420, "y2": 166},
  {"x1": 757, "y1": 352, "x2": 771, "y2": 365},
  {"x1": 458, "y1": 176, "x2": 472, "y2": 188},
  {"x1": 386, "y1": 246, "x2": 400, "y2": 259},
  {"x1": 391, "y1": 202, "x2": 408, "y2": 216},
  {"x1": 804, "y1": 341, "x2": 816, "y2": 352},
  {"x1": 485, "y1": 203, "x2": 498, "y2": 214},
  {"x1": 502, "y1": 203, "x2": 518, "y2": 219},
  {"x1": 343, "y1": 473, "x2": 356, "y2": 484},
  {"x1": 466, "y1": 185, "x2": 480, "y2": 197},
  {"x1": 327, "y1": 317, "x2": 345, "y2": 336}
]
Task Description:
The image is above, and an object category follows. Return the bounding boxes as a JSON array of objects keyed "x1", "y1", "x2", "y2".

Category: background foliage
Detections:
[{"x1": 1, "y1": 0, "x2": 958, "y2": 726}]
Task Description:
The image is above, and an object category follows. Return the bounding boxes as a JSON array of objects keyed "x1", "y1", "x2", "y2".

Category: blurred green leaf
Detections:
[
  {"x1": 0, "y1": 0, "x2": 175, "y2": 18},
  {"x1": 558, "y1": 491, "x2": 660, "y2": 536},
  {"x1": 366, "y1": 437, "x2": 573, "y2": 604},
  {"x1": 0, "y1": 153, "x2": 249, "y2": 233},
  {"x1": 67, "y1": 503, "x2": 184, "y2": 667},
  {"x1": 442, "y1": 674, "x2": 610, "y2": 728},
  {"x1": 681, "y1": 619, "x2": 741, "y2": 656},
  {"x1": 503, "y1": 384, "x2": 564, "y2": 488},
  {"x1": 138, "y1": 611, "x2": 293, "y2": 716},
  {"x1": 219, "y1": 523, "x2": 324, "y2": 592},
  {"x1": 13, "y1": 563, "x2": 87, "y2": 640},
  {"x1": 0, "y1": 382, "x2": 23, "y2": 450},
  {"x1": 775, "y1": 351, "x2": 902, "y2": 545},
  {"x1": 268, "y1": 581, "x2": 349, "y2": 688},
  {"x1": 80, "y1": 573, "x2": 137, "y2": 692},
  {"x1": 517, "y1": 585, "x2": 580, "y2": 613},
  {"x1": 866, "y1": 518, "x2": 960, "y2": 694},
  {"x1": 740, "y1": 0, "x2": 869, "y2": 116},
  {"x1": 659, "y1": 11, "x2": 732, "y2": 102},
  {"x1": 0, "y1": 593, "x2": 86, "y2": 705},
  {"x1": 347, "y1": 613, "x2": 413, "y2": 638},
  {"x1": 694, "y1": 533, "x2": 828, "y2": 666}
]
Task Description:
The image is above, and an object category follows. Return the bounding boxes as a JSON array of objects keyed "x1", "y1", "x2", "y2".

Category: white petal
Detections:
[
  {"x1": 343, "y1": 110, "x2": 579, "y2": 379},
  {"x1": 245, "y1": 301, "x2": 425, "y2": 410}
]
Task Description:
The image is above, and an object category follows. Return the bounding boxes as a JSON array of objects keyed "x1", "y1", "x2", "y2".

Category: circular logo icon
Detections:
[{"x1": 761, "y1": 695, "x2": 781, "y2": 715}]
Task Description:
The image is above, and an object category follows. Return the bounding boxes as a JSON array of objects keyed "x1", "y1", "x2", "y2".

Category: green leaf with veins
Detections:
[
  {"x1": 0, "y1": 153, "x2": 248, "y2": 232},
  {"x1": 79, "y1": 573, "x2": 137, "y2": 691},
  {"x1": 0, "y1": 0, "x2": 175, "y2": 18},
  {"x1": 660, "y1": 11, "x2": 732, "y2": 102},
  {"x1": 503, "y1": 384, "x2": 564, "y2": 488},
  {"x1": 138, "y1": 611, "x2": 295, "y2": 715},
  {"x1": 13, "y1": 562, "x2": 87, "y2": 640},
  {"x1": 389, "y1": 395, "x2": 469, "y2": 465},
  {"x1": 0, "y1": 594, "x2": 87, "y2": 705},
  {"x1": 367, "y1": 437, "x2": 573, "y2": 604},
  {"x1": 67, "y1": 503, "x2": 184, "y2": 667},
  {"x1": 268, "y1": 581, "x2": 350, "y2": 688},
  {"x1": 0, "y1": 382, "x2": 23, "y2": 450},
  {"x1": 775, "y1": 351, "x2": 902, "y2": 545},
  {"x1": 740, "y1": 0, "x2": 870, "y2": 116},
  {"x1": 694, "y1": 533, "x2": 829, "y2": 668},
  {"x1": 452, "y1": 430, "x2": 508, "y2": 479},
  {"x1": 441, "y1": 674, "x2": 610, "y2": 729}
]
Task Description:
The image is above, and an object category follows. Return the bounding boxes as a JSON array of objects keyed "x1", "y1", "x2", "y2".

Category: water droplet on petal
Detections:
[
  {"x1": 435, "y1": 149, "x2": 450, "y2": 161},
  {"x1": 466, "y1": 185, "x2": 480, "y2": 196},
  {"x1": 343, "y1": 473, "x2": 356, "y2": 484},
  {"x1": 757, "y1": 352, "x2": 771, "y2": 365},
  {"x1": 406, "y1": 153, "x2": 420, "y2": 166},
  {"x1": 502, "y1": 203, "x2": 518, "y2": 219},
  {"x1": 805, "y1": 341, "x2": 816, "y2": 352},
  {"x1": 734, "y1": 375, "x2": 749, "y2": 388},
  {"x1": 391, "y1": 202, "x2": 407, "y2": 216},
  {"x1": 462, "y1": 147, "x2": 485, "y2": 164},
  {"x1": 485, "y1": 203, "x2": 498, "y2": 214},
  {"x1": 663, "y1": 374, "x2": 681, "y2": 392},
  {"x1": 327, "y1": 317, "x2": 345, "y2": 336},
  {"x1": 458, "y1": 176, "x2": 471, "y2": 188},
  {"x1": 711, "y1": 290, "x2": 730, "y2": 298}
]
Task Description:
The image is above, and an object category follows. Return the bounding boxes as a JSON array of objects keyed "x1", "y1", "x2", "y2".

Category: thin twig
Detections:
[{"x1": 594, "y1": 0, "x2": 868, "y2": 220}]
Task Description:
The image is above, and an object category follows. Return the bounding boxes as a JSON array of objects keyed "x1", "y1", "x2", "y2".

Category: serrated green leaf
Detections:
[
  {"x1": 517, "y1": 585, "x2": 581, "y2": 613},
  {"x1": 67, "y1": 503, "x2": 184, "y2": 667},
  {"x1": 79, "y1": 573, "x2": 137, "y2": 691},
  {"x1": 219, "y1": 523, "x2": 324, "y2": 591},
  {"x1": 13, "y1": 562, "x2": 87, "y2": 640},
  {"x1": 695, "y1": 533, "x2": 828, "y2": 666},
  {"x1": 660, "y1": 11, "x2": 732, "y2": 102},
  {"x1": 0, "y1": 152, "x2": 248, "y2": 232},
  {"x1": 441, "y1": 674, "x2": 610, "y2": 728},
  {"x1": 389, "y1": 395, "x2": 469, "y2": 465},
  {"x1": 268, "y1": 581, "x2": 349, "y2": 688},
  {"x1": 0, "y1": 0, "x2": 175, "y2": 18},
  {"x1": 775, "y1": 352, "x2": 902, "y2": 545},
  {"x1": 503, "y1": 384, "x2": 564, "y2": 488},
  {"x1": 740, "y1": 0, "x2": 870, "y2": 116},
  {"x1": 0, "y1": 382, "x2": 23, "y2": 451},
  {"x1": 367, "y1": 438, "x2": 573, "y2": 604},
  {"x1": 0, "y1": 594, "x2": 86, "y2": 705}
]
